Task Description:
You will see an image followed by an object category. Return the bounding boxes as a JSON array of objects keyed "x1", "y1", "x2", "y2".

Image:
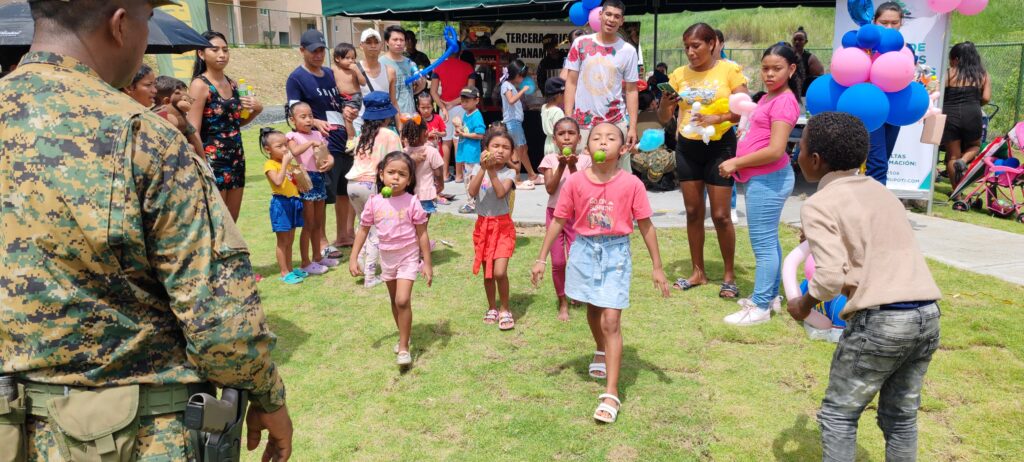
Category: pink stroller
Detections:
[{"x1": 951, "y1": 142, "x2": 1024, "y2": 223}]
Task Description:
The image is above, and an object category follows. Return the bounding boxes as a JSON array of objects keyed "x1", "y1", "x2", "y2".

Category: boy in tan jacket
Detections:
[{"x1": 788, "y1": 112, "x2": 942, "y2": 462}]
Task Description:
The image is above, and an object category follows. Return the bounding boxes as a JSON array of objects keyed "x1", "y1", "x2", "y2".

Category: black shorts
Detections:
[
  {"x1": 941, "y1": 105, "x2": 983, "y2": 145},
  {"x1": 325, "y1": 150, "x2": 354, "y2": 204},
  {"x1": 675, "y1": 129, "x2": 736, "y2": 187}
]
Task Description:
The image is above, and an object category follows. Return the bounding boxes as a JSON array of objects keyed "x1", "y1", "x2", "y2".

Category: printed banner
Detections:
[
  {"x1": 833, "y1": 0, "x2": 950, "y2": 195},
  {"x1": 155, "y1": 1, "x2": 209, "y2": 81}
]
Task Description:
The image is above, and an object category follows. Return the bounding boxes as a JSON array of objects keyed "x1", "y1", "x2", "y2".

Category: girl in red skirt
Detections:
[{"x1": 467, "y1": 128, "x2": 518, "y2": 330}]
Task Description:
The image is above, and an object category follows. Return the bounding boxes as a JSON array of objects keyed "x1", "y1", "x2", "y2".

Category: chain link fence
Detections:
[{"x1": 657, "y1": 43, "x2": 1021, "y2": 135}]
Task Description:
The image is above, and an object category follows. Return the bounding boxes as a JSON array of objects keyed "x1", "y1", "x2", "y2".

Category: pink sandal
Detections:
[
  {"x1": 498, "y1": 311, "x2": 515, "y2": 330},
  {"x1": 483, "y1": 309, "x2": 499, "y2": 325}
]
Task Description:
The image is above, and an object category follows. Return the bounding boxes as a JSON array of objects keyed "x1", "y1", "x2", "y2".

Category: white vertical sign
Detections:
[{"x1": 833, "y1": 0, "x2": 951, "y2": 197}]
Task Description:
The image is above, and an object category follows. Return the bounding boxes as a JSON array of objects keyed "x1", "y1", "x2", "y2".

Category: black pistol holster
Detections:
[{"x1": 184, "y1": 388, "x2": 248, "y2": 462}]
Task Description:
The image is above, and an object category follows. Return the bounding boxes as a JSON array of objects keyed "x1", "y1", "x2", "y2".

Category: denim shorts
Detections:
[
  {"x1": 505, "y1": 119, "x2": 527, "y2": 147},
  {"x1": 565, "y1": 234, "x2": 632, "y2": 309},
  {"x1": 420, "y1": 199, "x2": 437, "y2": 214},
  {"x1": 300, "y1": 171, "x2": 328, "y2": 201},
  {"x1": 269, "y1": 195, "x2": 304, "y2": 232}
]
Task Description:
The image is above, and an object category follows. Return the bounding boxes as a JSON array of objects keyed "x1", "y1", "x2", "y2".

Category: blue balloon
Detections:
[
  {"x1": 404, "y1": 26, "x2": 459, "y2": 85},
  {"x1": 806, "y1": 75, "x2": 848, "y2": 115},
  {"x1": 582, "y1": 0, "x2": 602, "y2": 10},
  {"x1": 848, "y1": 0, "x2": 874, "y2": 26},
  {"x1": 824, "y1": 295, "x2": 848, "y2": 327},
  {"x1": 857, "y1": 24, "x2": 882, "y2": 50},
  {"x1": 886, "y1": 82, "x2": 929, "y2": 126},
  {"x1": 519, "y1": 76, "x2": 537, "y2": 95},
  {"x1": 877, "y1": 27, "x2": 905, "y2": 54},
  {"x1": 841, "y1": 30, "x2": 859, "y2": 48},
  {"x1": 637, "y1": 129, "x2": 665, "y2": 152},
  {"x1": 569, "y1": 2, "x2": 589, "y2": 27},
  {"x1": 837, "y1": 83, "x2": 889, "y2": 132}
]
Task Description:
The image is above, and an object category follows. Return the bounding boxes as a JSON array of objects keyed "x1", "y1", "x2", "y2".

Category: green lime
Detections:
[
  {"x1": 381, "y1": 186, "x2": 393, "y2": 198},
  {"x1": 561, "y1": 147, "x2": 572, "y2": 157},
  {"x1": 593, "y1": 150, "x2": 607, "y2": 163}
]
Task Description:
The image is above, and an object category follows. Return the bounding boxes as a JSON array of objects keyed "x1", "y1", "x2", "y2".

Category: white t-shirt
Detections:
[
  {"x1": 564, "y1": 33, "x2": 638, "y2": 129},
  {"x1": 500, "y1": 80, "x2": 524, "y2": 122}
]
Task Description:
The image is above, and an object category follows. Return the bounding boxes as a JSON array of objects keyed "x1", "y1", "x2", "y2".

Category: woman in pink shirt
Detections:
[
  {"x1": 717, "y1": 43, "x2": 801, "y2": 326},
  {"x1": 349, "y1": 152, "x2": 433, "y2": 367},
  {"x1": 531, "y1": 122, "x2": 671, "y2": 425}
]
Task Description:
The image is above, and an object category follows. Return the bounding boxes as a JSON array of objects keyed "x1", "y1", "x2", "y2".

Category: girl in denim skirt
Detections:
[
  {"x1": 531, "y1": 122, "x2": 671, "y2": 424},
  {"x1": 287, "y1": 102, "x2": 336, "y2": 276}
]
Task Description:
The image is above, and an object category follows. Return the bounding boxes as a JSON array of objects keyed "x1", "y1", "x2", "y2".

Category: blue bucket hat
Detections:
[{"x1": 362, "y1": 91, "x2": 397, "y2": 121}]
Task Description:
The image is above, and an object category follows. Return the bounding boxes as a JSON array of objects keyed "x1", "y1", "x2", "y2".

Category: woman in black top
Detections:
[
  {"x1": 942, "y1": 41, "x2": 991, "y2": 186},
  {"x1": 792, "y1": 27, "x2": 824, "y2": 96}
]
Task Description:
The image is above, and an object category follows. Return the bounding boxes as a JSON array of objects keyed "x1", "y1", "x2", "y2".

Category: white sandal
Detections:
[
  {"x1": 396, "y1": 351, "x2": 412, "y2": 366},
  {"x1": 588, "y1": 351, "x2": 607, "y2": 379},
  {"x1": 593, "y1": 393, "x2": 621, "y2": 423}
]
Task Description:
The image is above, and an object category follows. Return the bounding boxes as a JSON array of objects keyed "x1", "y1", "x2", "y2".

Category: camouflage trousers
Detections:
[
  {"x1": 818, "y1": 303, "x2": 941, "y2": 462},
  {"x1": 26, "y1": 412, "x2": 194, "y2": 462}
]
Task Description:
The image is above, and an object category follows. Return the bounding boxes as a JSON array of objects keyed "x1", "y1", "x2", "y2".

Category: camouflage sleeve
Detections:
[{"x1": 133, "y1": 117, "x2": 286, "y2": 412}]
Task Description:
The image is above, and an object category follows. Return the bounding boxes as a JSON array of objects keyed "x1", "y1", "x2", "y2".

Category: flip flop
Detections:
[
  {"x1": 516, "y1": 180, "x2": 536, "y2": 190},
  {"x1": 672, "y1": 278, "x2": 701, "y2": 290},
  {"x1": 719, "y1": 282, "x2": 740, "y2": 299}
]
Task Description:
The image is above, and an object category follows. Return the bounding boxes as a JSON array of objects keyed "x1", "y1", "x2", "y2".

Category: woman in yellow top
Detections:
[{"x1": 658, "y1": 22, "x2": 748, "y2": 298}]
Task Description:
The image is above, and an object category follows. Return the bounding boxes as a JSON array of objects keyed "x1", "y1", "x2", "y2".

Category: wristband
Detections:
[{"x1": 535, "y1": 260, "x2": 547, "y2": 265}]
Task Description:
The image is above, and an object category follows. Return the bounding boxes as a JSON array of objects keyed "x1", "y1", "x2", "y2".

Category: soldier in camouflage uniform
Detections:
[{"x1": 0, "y1": 1, "x2": 292, "y2": 461}]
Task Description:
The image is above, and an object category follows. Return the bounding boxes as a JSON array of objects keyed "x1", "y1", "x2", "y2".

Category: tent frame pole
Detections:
[{"x1": 652, "y1": 0, "x2": 659, "y2": 65}]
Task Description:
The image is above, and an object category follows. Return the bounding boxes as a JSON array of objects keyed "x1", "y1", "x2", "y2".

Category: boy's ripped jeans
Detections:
[{"x1": 819, "y1": 303, "x2": 940, "y2": 462}]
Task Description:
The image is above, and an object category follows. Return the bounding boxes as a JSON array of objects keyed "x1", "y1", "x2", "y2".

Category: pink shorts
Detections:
[{"x1": 380, "y1": 243, "x2": 421, "y2": 281}]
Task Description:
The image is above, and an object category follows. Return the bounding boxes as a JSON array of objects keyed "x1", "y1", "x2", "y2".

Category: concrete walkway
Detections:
[{"x1": 434, "y1": 175, "x2": 1024, "y2": 285}]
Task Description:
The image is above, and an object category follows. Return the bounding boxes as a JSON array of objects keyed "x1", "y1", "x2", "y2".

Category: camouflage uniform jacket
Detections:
[{"x1": 0, "y1": 52, "x2": 285, "y2": 412}]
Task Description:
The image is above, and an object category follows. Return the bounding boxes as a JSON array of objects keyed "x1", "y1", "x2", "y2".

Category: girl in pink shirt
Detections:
[
  {"x1": 287, "y1": 102, "x2": 336, "y2": 276},
  {"x1": 401, "y1": 114, "x2": 445, "y2": 219},
  {"x1": 537, "y1": 117, "x2": 591, "y2": 321},
  {"x1": 717, "y1": 44, "x2": 800, "y2": 326},
  {"x1": 531, "y1": 122, "x2": 671, "y2": 425},
  {"x1": 349, "y1": 152, "x2": 433, "y2": 367}
]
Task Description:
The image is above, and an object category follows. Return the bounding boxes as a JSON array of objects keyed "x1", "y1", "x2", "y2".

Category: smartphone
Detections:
[{"x1": 657, "y1": 82, "x2": 677, "y2": 97}]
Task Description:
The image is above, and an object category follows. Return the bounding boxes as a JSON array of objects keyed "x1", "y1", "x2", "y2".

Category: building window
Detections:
[{"x1": 259, "y1": 8, "x2": 269, "y2": 15}]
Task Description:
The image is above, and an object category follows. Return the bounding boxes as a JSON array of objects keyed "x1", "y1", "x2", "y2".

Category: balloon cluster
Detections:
[
  {"x1": 926, "y1": 0, "x2": 988, "y2": 15},
  {"x1": 806, "y1": 24, "x2": 928, "y2": 131},
  {"x1": 568, "y1": 0, "x2": 603, "y2": 31}
]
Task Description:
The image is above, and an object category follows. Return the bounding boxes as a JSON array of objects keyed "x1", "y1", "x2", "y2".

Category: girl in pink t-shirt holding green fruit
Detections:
[{"x1": 531, "y1": 122, "x2": 671, "y2": 425}]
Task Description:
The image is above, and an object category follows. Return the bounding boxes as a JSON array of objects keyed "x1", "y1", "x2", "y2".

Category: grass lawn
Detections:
[{"x1": 237, "y1": 126, "x2": 1022, "y2": 461}]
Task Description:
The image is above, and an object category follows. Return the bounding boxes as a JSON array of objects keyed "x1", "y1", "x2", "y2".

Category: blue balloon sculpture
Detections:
[
  {"x1": 877, "y1": 28, "x2": 905, "y2": 54},
  {"x1": 637, "y1": 129, "x2": 665, "y2": 152},
  {"x1": 886, "y1": 82, "x2": 929, "y2": 126},
  {"x1": 837, "y1": 83, "x2": 890, "y2": 132},
  {"x1": 857, "y1": 24, "x2": 882, "y2": 50},
  {"x1": 582, "y1": 0, "x2": 602, "y2": 10},
  {"x1": 806, "y1": 75, "x2": 847, "y2": 115},
  {"x1": 847, "y1": 0, "x2": 874, "y2": 26},
  {"x1": 569, "y1": 2, "x2": 589, "y2": 27},
  {"x1": 405, "y1": 25, "x2": 459, "y2": 85},
  {"x1": 841, "y1": 30, "x2": 859, "y2": 48}
]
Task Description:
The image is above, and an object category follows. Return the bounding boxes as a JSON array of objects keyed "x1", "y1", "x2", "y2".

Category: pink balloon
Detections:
[
  {"x1": 831, "y1": 47, "x2": 872, "y2": 87},
  {"x1": 737, "y1": 101, "x2": 758, "y2": 113},
  {"x1": 782, "y1": 242, "x2": 833, "y2": 329},
  {"x1": 804, "y1": 254, "x2": 816, "y2": 281},
  {"x1": 729, "y1": 92, "x2": 752, "y2": 109},
  {"x1": 927, "y1": 0, "x2": 962, "y2": 13},
  {"x1": 870, "y1": 51, "x2": 915, "y2": 92},
  {"x1": 956, "y1": 0, "x2": 987, "y2": 15},
  {"x1": 588, "y1": 7, "x2": 601, "y2": 32},
  {"x1": 899, "y1": 46, "x2": 915, "y2": 60}
]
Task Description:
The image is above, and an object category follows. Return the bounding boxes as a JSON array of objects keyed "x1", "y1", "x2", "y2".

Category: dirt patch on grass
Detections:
[{"x1": 145, "y1": 48, "x2": 297, "y2": 106}]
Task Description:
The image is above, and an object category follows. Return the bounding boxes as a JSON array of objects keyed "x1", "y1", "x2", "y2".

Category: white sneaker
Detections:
[
  {"x1": 396, "y1": 351, "x2": 412, "y2": 366},
  {"x1": 724, "y1": 299, "x2": 771, "y2": 326}
]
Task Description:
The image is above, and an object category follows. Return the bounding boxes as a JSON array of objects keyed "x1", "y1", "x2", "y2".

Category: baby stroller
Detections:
[{"x1": 951, "y1": 130, "x2": 1024, "y2": 223}]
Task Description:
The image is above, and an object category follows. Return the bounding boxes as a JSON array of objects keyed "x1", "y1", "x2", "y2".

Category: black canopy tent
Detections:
[{"x1": 322, "y1": 0, "x2": 834, "y2": 64}]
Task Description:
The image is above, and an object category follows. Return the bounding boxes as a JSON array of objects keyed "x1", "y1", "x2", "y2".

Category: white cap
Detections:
[{"x1": 360, "y1": 29, "x2": 382, "y2": 43}]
